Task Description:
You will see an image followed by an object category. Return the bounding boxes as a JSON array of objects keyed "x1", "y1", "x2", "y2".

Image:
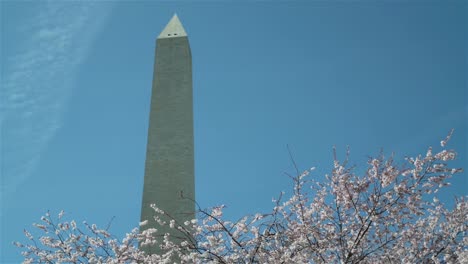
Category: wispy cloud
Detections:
[{"x1": 1, "y1": 1, "x2": 112, "y2": 195}]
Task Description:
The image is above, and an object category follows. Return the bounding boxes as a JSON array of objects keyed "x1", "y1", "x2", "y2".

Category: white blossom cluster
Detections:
[{"x1": 15, "y1": 132, "x2": 467, "y2": 263}]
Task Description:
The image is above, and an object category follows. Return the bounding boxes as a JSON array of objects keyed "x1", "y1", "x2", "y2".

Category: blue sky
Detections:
[{"x1": 1, "y1": 1, "x2": 466, "y2": 262}]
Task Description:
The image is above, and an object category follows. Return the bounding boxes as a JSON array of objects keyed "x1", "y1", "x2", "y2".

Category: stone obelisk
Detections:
[{"x1": 140, "y1": 14, "x2": 194, "y2": 254}]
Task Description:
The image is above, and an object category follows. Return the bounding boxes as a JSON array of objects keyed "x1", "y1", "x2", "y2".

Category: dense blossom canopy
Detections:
[{"x1": 16, "y1": 132, "x2": 467, "y2": 263}]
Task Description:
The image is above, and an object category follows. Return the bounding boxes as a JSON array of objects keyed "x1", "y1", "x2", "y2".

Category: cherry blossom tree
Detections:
[{"x1": 15, "y1": 131, "x2": 467, "y2": 263}]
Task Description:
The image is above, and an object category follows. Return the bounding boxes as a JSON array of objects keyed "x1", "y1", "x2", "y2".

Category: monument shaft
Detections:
[{"x1": 140, "y1": 15, "x2": 194, "y2": 254}]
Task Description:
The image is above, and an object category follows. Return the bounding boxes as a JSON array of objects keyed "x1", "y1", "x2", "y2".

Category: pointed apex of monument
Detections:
[{"x1": 158, "y1": 14, "x2": 187, "y2": 39}]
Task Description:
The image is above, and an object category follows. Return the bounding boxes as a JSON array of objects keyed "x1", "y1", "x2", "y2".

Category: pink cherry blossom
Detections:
[{"x1": 15, "y1": 132, "x2": 467, "y2": 263}]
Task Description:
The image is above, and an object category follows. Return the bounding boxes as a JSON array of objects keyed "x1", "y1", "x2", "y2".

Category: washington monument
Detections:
[{"x1": 140, "y1": 14, "x2": 195, "y2": 254}]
